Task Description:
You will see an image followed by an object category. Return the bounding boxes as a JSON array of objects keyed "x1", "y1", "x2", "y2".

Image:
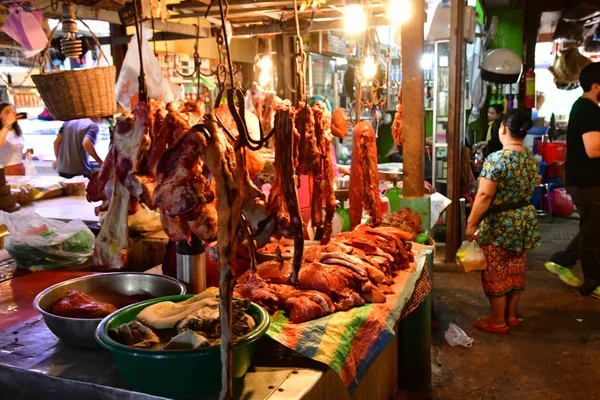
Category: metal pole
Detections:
[
  {"x1": 400, "y1": 0, "x2": 425, "y2": 199},
  {"x1": 445, "y1": 0, "x2": 465, "y2": 262}
]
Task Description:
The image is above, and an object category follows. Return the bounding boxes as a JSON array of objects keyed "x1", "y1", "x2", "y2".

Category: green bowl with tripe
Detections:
[{"x1": 95, "y1": 294, "x2": 270, "y2": 399}]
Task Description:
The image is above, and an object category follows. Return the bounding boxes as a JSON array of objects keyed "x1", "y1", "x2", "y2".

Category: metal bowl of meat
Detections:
[{"x1": 33, "y1": 273, "x2": 186, "y2": 348}]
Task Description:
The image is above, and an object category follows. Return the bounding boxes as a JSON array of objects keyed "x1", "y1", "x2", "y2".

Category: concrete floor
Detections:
[{"x1": 430, "y1": 217, "x2": 600, "y2": 400}]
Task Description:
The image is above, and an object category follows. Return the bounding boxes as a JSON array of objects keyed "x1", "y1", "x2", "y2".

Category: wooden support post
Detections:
[
  {"x1": 109, "y1": 24, "x2": 126, "y2": 75},
  {"x1": 524, "y1": 7, "x2": 541, "y2": 75},
  {"x1": 400, "y1": 0, "x2": 425, "y2": 199},
  {"x1": 445, "y1": 0, "x2": 465, "y2": 263}
]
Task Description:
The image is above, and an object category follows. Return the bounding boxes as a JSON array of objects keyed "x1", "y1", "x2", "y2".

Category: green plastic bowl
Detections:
[{"x1": 95, "y1": 294, "x2": 270, "y2": 399}]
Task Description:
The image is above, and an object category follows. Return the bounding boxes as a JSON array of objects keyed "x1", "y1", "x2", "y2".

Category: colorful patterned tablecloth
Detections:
[{"x1": 266, "y1": 251, "x2": 429, "y2": 393}]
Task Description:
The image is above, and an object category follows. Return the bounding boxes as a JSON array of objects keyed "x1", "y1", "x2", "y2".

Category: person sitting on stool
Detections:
[{"x1": 53, "y1": 118, "x2": 104, "y2": 178}]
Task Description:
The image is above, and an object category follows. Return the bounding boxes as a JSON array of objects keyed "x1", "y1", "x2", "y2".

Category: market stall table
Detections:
[
  {"x1": 14, "y1": 196, "x2": 169, "y2": 272},
  {"x1": 0, "y1": 252, "x2": 432, "y2": 400},
  {"x1": 20, "y1": 195, "x2": 101, "y2": 224}
]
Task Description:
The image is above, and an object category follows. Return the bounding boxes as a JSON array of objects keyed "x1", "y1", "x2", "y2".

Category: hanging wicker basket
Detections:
[{"x1": 32, "y1": 20, "x2": 116, "y2": 121}]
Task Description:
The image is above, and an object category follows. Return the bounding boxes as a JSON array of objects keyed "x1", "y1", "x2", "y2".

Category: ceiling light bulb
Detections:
[
  {"x1": 258, "y1": 55, "x2": 273, "y2": 71},
  {"x1": 259, "y1": 70, "x2": 271, "y2": 87},
  {"x1": 420, "y1": 53, "x2": 433, "y2": 70},
  {"x1": 387, "y1": 0, "x2": 410, "y2": 24},
  {"x1": 344, "y1": 4, "x2": 366, "y2": 34},
  {"x1": 363, "y1": 56, "x2": 377, "y2": 79}
]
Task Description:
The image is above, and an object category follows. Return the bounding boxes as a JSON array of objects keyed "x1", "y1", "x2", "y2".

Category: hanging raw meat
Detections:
[
  {"x1": 295, "y1": 103, "x2": 318, "y2": 175},
  {"x1": 93, "y1": 103, "x2": 150, "y2": 270},
  {"x1": 312, "y1": 101, "x2": 336, "y2": 244},
  {"x1": 272, "y1": 101, "x2": 304, "y2": 284},
  {"x1": 392, "y1": 87, "x2": 403, "y2": 145},
  {"x1": 349, "y1": 121, "x2": 382, "y2": 230}
]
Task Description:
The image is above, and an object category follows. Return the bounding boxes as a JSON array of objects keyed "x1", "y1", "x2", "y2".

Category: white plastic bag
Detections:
[
  {"x1": 0, "y1": 211, "x2": 94, "y2": 270},
  {"x1": 456, "y1": 240, "x2": 487, "y2": 272},
  {"x1": 445, "y1": 323, "x2": 474, "y2": 348},
  {"x1": 115, "y1": 28, "x2": 176, "y2": 111},
  {"x1": 127, "y1": 205, "x2": 162, "y2": 233}
]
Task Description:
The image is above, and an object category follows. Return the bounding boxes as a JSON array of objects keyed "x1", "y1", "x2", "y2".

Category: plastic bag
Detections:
[
  {"x1": 445, "y1": 323, "x2": 474, "y2": 347},
  {"x1": 0, "y1": 211, "x2": 94, "y2": 270},
  {"x1": 115, "y1": 28, "x2": 176, "y2": 111},
  {"x1": 456, "y1": 240, "x2": 487, "y2": 272},
  {"x1": 127, "y1": 205, "x2": 162, "y2": 234},
  {"x1": 24, "y1": 152, "x2": 36, "y2": 176},
  {"x1": 1, "y1": 7, "x2": 48, "y2": 53}
]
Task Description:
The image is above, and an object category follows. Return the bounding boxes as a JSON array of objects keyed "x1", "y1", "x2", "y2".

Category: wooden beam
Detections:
[
  {"x1": 31, "y1": 0, "x2": 204, "y2": 36},
  {"x1": 445, "y1": 0, "x2": 465, "y2": 262},
  {"x1": 109, "y1": 23, "x2": 126, "y2": 75},
  {"x1": 400, "y1": 0, "x2": 425, "y2": 199},
  {"x1": 97, "y1": 31, "x2": 204, "y2": 46},
  {"x1": 33, "y1": 0, "x2": 122, "y2": 23},
  {"x1": 170, "y1": 0, "x2": 318, "y2": 9},
  {"x1": 232, "y1": 16, "x2": 388, "y2": 37}
]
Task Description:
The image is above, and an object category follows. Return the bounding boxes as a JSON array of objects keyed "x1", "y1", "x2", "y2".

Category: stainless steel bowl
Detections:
[
  {"x1": 378, "y1": 162, "x2": 404, "y2": 182},
  {"x1": 33, "y1": 273, "x2": 186, "y2": 348}
]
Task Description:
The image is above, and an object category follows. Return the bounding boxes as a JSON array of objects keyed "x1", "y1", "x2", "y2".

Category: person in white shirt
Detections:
[{"x1": 0, "y1": 103, "x2": 30, "y2": 175}]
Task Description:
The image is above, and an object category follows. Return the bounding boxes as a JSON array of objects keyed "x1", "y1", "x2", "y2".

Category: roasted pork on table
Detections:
[{"x1": 235, "y1": 224, "x2": 414, "y2": 323}]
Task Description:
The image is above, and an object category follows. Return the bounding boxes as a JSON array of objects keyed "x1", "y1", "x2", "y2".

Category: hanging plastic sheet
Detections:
[
  {"x1": 1, "y1": 6, "x2": 48, "y2": 54},
  {"x1": 115, "y1": 29, "x2": 177, "y2": 111}
]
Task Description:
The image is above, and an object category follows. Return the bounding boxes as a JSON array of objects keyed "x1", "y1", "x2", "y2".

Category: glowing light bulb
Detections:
[
  {"x1": 420, "y1": 53, "x2": 433, "y2": 70},
  {"x1": 259, "y1": 70, "x2": 271, "y2": 87},
  {"x1": 387, "y1": 0, "x2": 410, "y2": 24},
  {"x1": 362, "y1": 56, "x2": 377, "y2": 79},
  {"x1": 258, "y1": 55, "x2": 272, "y2": 71},
  {"x1": 344, "y1": 4, "x2": 366, "y2": 34}
]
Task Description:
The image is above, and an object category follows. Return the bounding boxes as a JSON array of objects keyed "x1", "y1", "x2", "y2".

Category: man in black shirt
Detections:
[{"x1": 546, "y1": 63, "x2": 600, "y2": 299}]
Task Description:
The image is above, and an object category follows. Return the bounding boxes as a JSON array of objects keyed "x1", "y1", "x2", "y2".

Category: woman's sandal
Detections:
[
  {"x1": 473, "y1": 317, "x2": 510, "y2": 334},
  {"x1": 507, "y1": 318, "x2": 521, "y2": 328}
]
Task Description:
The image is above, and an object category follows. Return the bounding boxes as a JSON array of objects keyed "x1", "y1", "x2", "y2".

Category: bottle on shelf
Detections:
[
  {"x1": 385, "y1": 182, "x2": 403, "y2": 213},
  {"x1": 488, "y1": 86, "x2": 496, "y2": 106},
  {"x1": 502, "y1": 96, "x2": 508, "y2": 112},
  {"x1": 336, "y1": 201, "x2": 351, "y2": 232}
]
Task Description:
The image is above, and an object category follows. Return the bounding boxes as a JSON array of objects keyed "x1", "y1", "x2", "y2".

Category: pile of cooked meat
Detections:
[{"x1": 235, "y1": 224, "x2": 415, "y2": 324}]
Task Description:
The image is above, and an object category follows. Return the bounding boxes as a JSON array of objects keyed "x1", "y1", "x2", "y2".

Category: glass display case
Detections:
[{"x1": 431, "y1": 40, "x2": 450, "y2": 194}]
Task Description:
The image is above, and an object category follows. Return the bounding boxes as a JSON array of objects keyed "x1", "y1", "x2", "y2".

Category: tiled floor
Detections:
[{"x1": 430, "y1": 217, "x2": 600, "y2": 400}]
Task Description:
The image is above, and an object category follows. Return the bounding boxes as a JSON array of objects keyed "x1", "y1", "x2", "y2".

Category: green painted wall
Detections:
[
  {"x1": 425, "y1": 110, "x2": 433, "y2": 138},
  {"x1": 475, "y1": 0, "x2": 485, "y2": 24},
  {"x1": 490, "y1": 9, "x2": 524, "y2": 57},
  {"x1": 469, "y1": 7, "x2": 524, "y2": 143}
]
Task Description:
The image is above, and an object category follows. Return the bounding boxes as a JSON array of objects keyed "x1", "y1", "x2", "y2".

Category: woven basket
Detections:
[{"x1": 32, "y1": 20, "x2": 116, "y2": 121}]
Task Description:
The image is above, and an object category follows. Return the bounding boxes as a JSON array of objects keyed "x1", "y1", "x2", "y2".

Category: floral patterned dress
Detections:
[{"x1": 477, "y1": 149, "x2": 541, "y2": 297}]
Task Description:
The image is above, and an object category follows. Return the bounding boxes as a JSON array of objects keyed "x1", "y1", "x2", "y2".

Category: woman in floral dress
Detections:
[{"x1": 466, "y1": 109, "x2": 541, "y2": 334}]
